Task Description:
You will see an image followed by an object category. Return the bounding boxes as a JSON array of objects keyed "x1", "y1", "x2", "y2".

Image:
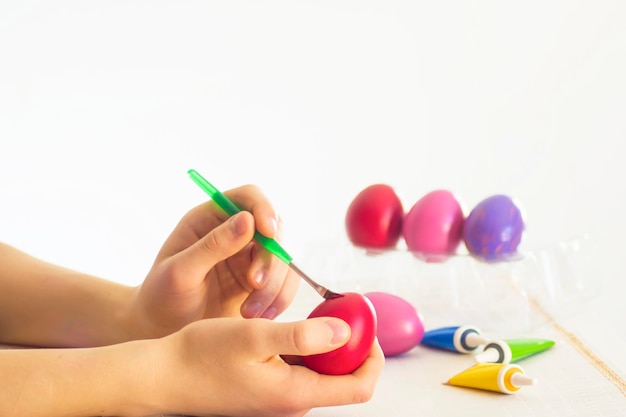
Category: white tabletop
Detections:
[{"x1": 285, "y1": 239, "x2": 626, "y2": 416}]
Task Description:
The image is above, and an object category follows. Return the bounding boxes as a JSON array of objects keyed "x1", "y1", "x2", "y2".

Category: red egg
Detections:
[
  {"x1": 345, "y1": 184, "x2": 404, "y2": 249},
  {"x1": 302, "y1": 292, "x2": 377, "y2": 375},
  {"x1": 402, "y1": 190, "x2": 464, "y2": 261},
  {"x1": 365, "y1": 291, "x2": 424, "y2": 357}
]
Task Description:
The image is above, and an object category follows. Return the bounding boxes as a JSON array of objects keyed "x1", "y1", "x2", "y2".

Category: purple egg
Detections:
[{"x1": 463, "y1": 195, "x2": 524, "y2": 261}]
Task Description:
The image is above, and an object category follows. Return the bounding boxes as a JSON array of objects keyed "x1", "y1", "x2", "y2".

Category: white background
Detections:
[{"x1": 1, "y1": 1, "x2": 625, "y2": 414}]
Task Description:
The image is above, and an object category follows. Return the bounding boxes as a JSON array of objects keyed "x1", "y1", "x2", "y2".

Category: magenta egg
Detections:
[
  {"x1": 463, "y1": 194, "x2": 524, "y2": 261},
  {"x1": 402, "y1": 190, "x2": 464, "y2": 261},
  {"x1": 365, "y1": 291, "x2": 424, "y2": 357}
]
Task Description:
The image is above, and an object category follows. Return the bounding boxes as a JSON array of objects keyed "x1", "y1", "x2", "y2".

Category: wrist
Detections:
[
  {"x1": 0, "y1": 338, "x2": 165, "y2": 416},
  {"x1": 95, "y1": 338, "x2": 167, "y2": 416},
  {"x1": 124, "y1": 284, "x2": 171, "y2": 341}
]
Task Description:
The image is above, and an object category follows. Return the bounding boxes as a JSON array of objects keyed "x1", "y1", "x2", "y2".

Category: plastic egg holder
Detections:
[
  {"x1": 299, "y1": 234, "x2": 598, "y2": 335},
  {"x1": 304, "y1": 187, "x2": 598, "y2": 334}
]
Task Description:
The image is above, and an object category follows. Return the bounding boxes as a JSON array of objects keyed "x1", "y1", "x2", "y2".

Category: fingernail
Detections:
[
  {"x1": 326, "y1": 319, "x2": 350, "y2": 345},
  {"x1": 253, "y1": 269, "x2": 267, "y2": 287},
  {"x1": 230, "y1": 213, "x2": 247, "y2": 237},
  {"x1": 261, "y1": 306, "x2": 278, "y2": 320},
  {"x1": 243, "y1": 301, "x2": 263, "y2": 318},
  {"x1": 267, "y1": 217, "x2": 278, "y2": 236}
]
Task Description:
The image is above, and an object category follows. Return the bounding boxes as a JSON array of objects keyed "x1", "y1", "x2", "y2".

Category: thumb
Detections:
[
  {"x1": 177, "y1": 211, "x2": 256, "y2": 277},
  {"x1": 270, "y1": 317, "x2": 351, "y2": 357}
]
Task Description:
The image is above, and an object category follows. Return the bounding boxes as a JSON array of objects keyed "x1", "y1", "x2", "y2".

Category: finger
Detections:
[
  {"x1": 174, "y1": 212, "x2": 256, "y2": 281},
  {"x1": 241, "y1": 214, "x2": 298, "y2": 318},
  {"x1": 226, "y1": 185, "x2": 279, "y2": 238},
  {"x1": 353, "y1": 338, "x2": 385, "y2": 381},
  {"x1": 290, "y1": 338, "x2": 385, "y2": 408},
  {"x1": 263, "y1": 317, "x2": 351, "y2": 357},
  {"x1": 259, "y1": 266, "x2": 300, "y2": 319},
  {"x1": 245, "y1": 213, "x2": 286, "y2": 291},
  {"x1": 241, "y1": 257, "x2": 299, "y2": 319},
  {"x1": 245, "y1": 241, "x2": 277, "y2": 290}
]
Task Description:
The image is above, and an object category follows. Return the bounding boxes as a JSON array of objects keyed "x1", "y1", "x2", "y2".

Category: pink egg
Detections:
[
  {"x1": 402, "y1": 190, "x2": 464, "y2": 261},
  {"x1": 365, "y1": 291, "x2": 424, "y2": 357}
]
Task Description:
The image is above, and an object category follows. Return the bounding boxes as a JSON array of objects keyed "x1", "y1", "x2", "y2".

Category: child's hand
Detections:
[
  {"x1": 148, "y1": 317, "x2": 385, "y2": 417},
  {"x1": 130, "y1": 184, "x2": 300, "y2": 338}
]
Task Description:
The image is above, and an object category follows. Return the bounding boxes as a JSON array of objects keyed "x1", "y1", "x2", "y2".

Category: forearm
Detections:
[
  {"x1": 0, "y1": 243, "x2": 135, "y2": 347},
  {"x1": 0, "y1": 340, "x2": 161, "y2": 417}
]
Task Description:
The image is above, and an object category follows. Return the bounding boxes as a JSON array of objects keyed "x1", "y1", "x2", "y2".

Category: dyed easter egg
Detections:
[
  {"x1": 302, "y1": 292, "x2": 377, "y2": 375},
  {"x1": 345, "y1": 184, "x2": 404, "y2": 250},
  {"x1": 402, "y1": 190, "x2": 464, "y2": 261},
  {"x1": 365, "y1": 291, "x2": 424, "y2": 357},
  {"x1": 463, "y1": 195, "x2": 524, "y2": 261}
]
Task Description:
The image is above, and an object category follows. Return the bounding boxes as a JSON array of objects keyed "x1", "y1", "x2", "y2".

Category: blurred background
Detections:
[{"x1": 1, "y1": 0, "x2": 625, "y2": 372}]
